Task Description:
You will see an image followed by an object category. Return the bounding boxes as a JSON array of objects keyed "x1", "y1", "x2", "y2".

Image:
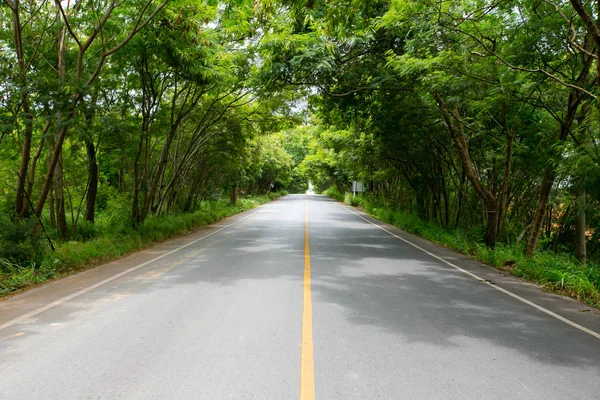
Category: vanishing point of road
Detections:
[{"x1": 1, "y1": 194, "x2": 600, "y2": 399}]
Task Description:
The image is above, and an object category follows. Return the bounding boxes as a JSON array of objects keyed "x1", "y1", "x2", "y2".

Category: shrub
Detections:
[
  {"x1": 343, "y1": 192, "x2": 362, "y2": 206},
  {"x1": 323, "y1": 186, "x2": 344, "y2": 201},
  {"x1": 0, "y1": 202, "x2": 45, "y2": 266},
  {"x1": 0, "y1": 257, "x2": 57, "y2": 296},
  {"x1": 96, "y1": 192, "x2": 133, "y2": 237}
]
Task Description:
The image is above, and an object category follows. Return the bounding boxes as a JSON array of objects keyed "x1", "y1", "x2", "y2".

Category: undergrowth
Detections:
[
  {"x1": 324, "y1": 187, "x2": 600, "y2": 307},
  {"x1": 0, "y1": 193, "x2": 284, "y2": 297}
]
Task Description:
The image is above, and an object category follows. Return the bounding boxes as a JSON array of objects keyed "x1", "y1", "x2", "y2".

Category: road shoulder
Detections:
[
  {"x1": 0, "y1": 203, "x2": 267, "y2": 329},
  {"x1": 329, "y1": 197, "x2": 600, "y2": 339}
]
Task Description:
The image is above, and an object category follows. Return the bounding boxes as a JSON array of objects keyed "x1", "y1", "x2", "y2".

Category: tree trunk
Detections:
[
  {"x1": 524, "y1": 167, "x2": 556, "y2": 256},
  {"x1": 335, "y1": 181, "x2": 345, "y2": 195},
  {"x1": 524, "y1": 92, "x2": 581, "y2": 256},
  {"x1": 11, "y1": 4, "x2": 33, "y2": 217},
  {"x1": 231, "y1": 185, "x2": 238, "y2": 206},
  {"x1": 80, "y1": 97, "x2": 99, "y2": 223},
  {"x1": 20, "y1": 125, "x2": 48, "y2": 217},
  {"x1": 574, "y1": 183, "x2": 586, "y2": 262},
  {"x1": 183, "y1": 189, "x2": 194, "y2": 213},
  {"x1": 484, "y1": 205, "x2": 499, "y2": 248},
  {"x1": 84, "y1": 138, "x2": 98, "y2": 223},
  {"x1": 119, "y1": 168, "x2": 126, "y2": 193},
  {"x1": 53, "y1": 152, "x2": 68, "y2": 239},
  {"x1": 35, "y1": 11, "x2": 80, "y2": 218},
  {"x1": 497, "y1": 107, "x2": 514, "y2": 236},
  {"x1": 434, "y1": 92, "x2": 499, "y2": 247},
  {"x1": 454, "y1": 168, "x2": 466, "y2": 229},
  {"x1": 53, "y1": 20, "x2": 68, "y2": 239},
  {"x1": 131, "y1": 128, "x2": 145, "y2": 225},
  {"x1": 16, "y1": 100, "x2": 33, "y2": 216},
  {"x1": 140, "y1": 126, "x2": 178, "y2": 222},
  {"x1": 523, "y1": 38, "x2": 592, "y2": 255},
  {"x1": 46, "y1": 139, "x2": 56, "y2": 227}
]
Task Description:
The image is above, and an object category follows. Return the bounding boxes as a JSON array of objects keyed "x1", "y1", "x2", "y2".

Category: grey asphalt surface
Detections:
[{"x1": 1, "y1": 194, "x2": 600, "y2": 399}]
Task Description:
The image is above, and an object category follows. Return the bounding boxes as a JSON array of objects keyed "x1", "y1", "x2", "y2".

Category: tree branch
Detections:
[
  {"x1": 55, "y1": 0, "x2": 82, "y2": 49},
  {"x1": 569, "y1": 0, "x2": 600, "y2": 39},
  {"x1": 3, "y1": 0, "x2": 15, "y2": 11}
]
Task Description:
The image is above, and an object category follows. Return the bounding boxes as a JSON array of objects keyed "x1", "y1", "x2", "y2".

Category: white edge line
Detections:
[
  {"x1": 331, "y1": 199, "x2": 600, "y2": 341},
  {"x1": 0, "y1": 203, "x2": 267, "y2": 332}
]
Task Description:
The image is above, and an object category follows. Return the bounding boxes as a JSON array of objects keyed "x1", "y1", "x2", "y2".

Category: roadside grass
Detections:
[
  {"x1": 0, "y1": 193, "x2": 285, "y2": 297},
  {"x1": 324, "y1": 187, "x2": 600, "y2": 307}
]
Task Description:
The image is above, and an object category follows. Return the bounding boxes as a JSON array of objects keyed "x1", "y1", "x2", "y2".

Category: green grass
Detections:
[
  {"x1": 324, "y1": 188, "x2": 600, "y2": 307},
  {"x1": 324, "y1": 186, "x2": 345, "y2": 202},
  {"x1": 0, "y1": 258, "x2": 56, "y2": 296},
  {"x1": 0, "y1": 193, "x2": 284, "y2": 297}
]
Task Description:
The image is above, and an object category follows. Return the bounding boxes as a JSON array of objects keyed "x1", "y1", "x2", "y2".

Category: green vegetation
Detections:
[
  {"x1": 0, "y1": 1, "x2": 303, "y2": 296},
  {"x1": 0, "y1": 193, "x2": 284, "y2": 296},
  {"x1": 2, "y1": 1, "x2": 600, "y2": 307}
]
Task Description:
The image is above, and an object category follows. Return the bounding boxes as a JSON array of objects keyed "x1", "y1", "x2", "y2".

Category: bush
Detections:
[
  {"x1": 72, "y1": 220, "x2": 98, "y2": 241},
  {"x1": 0, "y1": 202, "x2": 45, "y2": 266},
  {"x1": 323, "y1": 186, "x2": 344, "y2": 201},
  {"x1": 0, "y1": 257, "x2": 57, "y2": 296},
  {"x1": 95, "y1": 192, "x2": 133, "y2": 237}
]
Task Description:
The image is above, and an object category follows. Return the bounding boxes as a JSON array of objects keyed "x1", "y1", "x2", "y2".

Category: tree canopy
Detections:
[{"x1": 1, "y1": 0, "x2": 600, "y2": 292}]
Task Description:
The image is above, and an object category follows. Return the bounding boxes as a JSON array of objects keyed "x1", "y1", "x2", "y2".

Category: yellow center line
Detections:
[{"x1": 300, "y1": 196, "x2": 315, "y2": 400}]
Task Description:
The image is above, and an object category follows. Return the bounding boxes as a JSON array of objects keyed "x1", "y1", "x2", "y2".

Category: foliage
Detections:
[
  {"x1": 0, "y1": 203, "x2": 45, "y2": 266},
  {"x1": 0, "y1": 0, "x2": 302, "y2": 295},
  {"x1": 281, "y1": 0, "x2": 600, "y2": 266},
  {"x1": 3, "y1": 0, "x2": 600, "y2": 309}
]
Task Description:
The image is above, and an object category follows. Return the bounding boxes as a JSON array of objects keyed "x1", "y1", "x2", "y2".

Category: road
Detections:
[{"x1": 1, "y1": 194, "x2": 600, "y2": 399}]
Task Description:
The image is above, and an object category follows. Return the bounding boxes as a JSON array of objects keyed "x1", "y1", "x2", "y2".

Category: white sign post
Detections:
[{"x1": 352, "y1": 181, "x2": 364, "y2": 197}]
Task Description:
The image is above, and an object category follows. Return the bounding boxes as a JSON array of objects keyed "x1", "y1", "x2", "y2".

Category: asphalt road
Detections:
[{"x1": 1, "y1": 194, "x2": 600, "y2": 399}]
